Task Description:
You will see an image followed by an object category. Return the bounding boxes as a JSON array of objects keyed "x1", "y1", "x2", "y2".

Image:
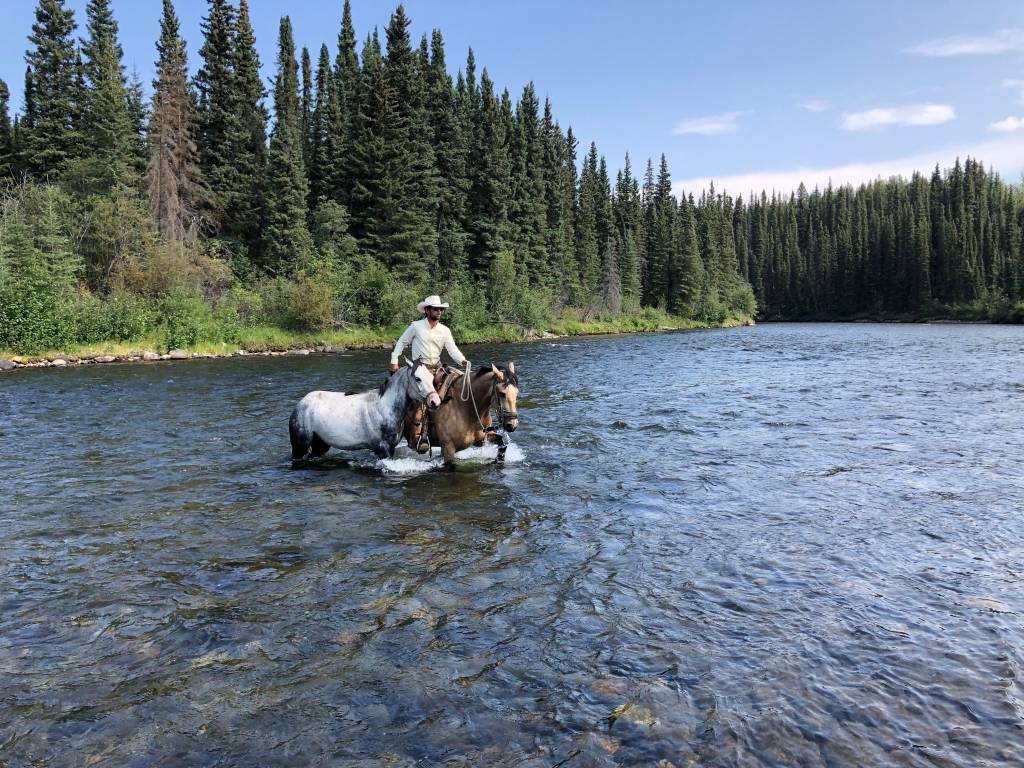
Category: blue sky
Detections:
[{"x1": 2, "y1": 0, "x2": 1023, "y2": 197}]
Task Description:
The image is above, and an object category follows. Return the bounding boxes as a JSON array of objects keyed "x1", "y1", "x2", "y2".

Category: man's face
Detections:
[{"x1": 427, "y1": 306, "x2": 444, "y2": 319}]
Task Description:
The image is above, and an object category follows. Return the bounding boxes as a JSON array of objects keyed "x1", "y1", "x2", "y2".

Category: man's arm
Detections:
[
  {"x1": 443, "y1": 327, "x2": 468, "y2": 367},
  {"x1": 390, "y1": 323, "x2": 416, "y2": 368}
]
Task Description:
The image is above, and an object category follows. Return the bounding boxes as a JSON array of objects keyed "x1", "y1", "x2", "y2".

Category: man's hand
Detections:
[{"x1": 390, "y1": 362, "x2": 398, "y2": 374}]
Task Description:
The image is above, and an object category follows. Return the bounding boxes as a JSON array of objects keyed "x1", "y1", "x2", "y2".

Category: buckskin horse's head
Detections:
[{"x1": 491, "y1": 362, "x2": 519, "y2": 432}]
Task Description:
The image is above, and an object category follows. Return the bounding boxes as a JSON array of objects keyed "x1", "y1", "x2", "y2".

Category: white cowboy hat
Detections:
[{"x1": 417, "y1": 294, "x2": 450, "y2": 312}]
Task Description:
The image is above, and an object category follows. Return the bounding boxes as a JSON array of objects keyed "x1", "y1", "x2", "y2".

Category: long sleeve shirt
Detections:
[{"x1": 390, "y1": 318, "x2": 467, "y2": 367}]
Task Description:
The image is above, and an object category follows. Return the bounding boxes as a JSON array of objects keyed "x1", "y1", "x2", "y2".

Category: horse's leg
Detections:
[
  {"x1": 289, "y1": 407, "x2": 311, "y2": 460},
  {"x1": 441, "y1": 442, "x2": 457, "y2": 470},
  {"x1": 309, "y1": 433, "x2": 330, "y2": 458}
]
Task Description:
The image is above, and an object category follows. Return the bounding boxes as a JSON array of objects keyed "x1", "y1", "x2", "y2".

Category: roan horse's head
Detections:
[
  {"x1": 408, "y1": 359, "x2": 442, "y2": 411},
  {"x1": 490, "y1": 362, "x2": 519, "y2": 432}
]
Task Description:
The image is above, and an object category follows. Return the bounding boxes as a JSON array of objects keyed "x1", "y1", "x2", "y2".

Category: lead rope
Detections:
[{"x1": 459, "y1": 363, "x2": 507, "y2": 463}]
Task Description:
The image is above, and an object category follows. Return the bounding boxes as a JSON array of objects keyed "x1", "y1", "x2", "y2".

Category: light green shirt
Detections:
[{"x1": 390, "y1": 318, "x2": 466, "y2": 367}]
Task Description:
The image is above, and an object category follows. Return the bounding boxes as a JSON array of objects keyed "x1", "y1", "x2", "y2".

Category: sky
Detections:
[{"x1": 1, "y1": 0, "x2": 1023, "y2": 199}]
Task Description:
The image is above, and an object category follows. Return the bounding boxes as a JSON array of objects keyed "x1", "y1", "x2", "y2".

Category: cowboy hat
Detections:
[{"x1": 417, "y1": 294, "x2": 450, "y2": 312}]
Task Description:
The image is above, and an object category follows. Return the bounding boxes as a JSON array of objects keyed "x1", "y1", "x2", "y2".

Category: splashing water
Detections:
[{"x1": 377, "y1": 440, "x2": 525, "y2": 474}]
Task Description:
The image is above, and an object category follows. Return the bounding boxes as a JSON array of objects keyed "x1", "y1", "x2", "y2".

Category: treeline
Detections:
[
  {"x1": 0, "y1": 0, "x2": 754, "y2": 354},
  {"x1": 737, "y1": 159, "x2": 1024, "y2": 320}
]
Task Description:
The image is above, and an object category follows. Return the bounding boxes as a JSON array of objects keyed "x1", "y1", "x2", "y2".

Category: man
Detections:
[{"x1": 390, "y1": 295, "x2": 470, "y2": 451}]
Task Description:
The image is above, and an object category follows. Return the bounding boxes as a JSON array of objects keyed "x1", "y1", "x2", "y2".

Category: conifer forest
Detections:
[{"x1": 0, "y1": 0, "x2": 1022, "y2": 354}]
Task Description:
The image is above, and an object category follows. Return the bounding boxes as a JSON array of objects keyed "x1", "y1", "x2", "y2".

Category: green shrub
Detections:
[
  {"x1": 161, "y1": 290, "x2": 217, "y2": 350},
  {"x1": 289, "y1": 276, "x2": 335, "y2": 332}
]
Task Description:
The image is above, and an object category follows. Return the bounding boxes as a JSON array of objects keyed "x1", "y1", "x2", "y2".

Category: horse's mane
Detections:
[
  {"x1": 379, "y1": 365, "x2": 406, "y2": 396},
  {"x1": 475, "y1": 363, "x2": 518, "y2": 387}
]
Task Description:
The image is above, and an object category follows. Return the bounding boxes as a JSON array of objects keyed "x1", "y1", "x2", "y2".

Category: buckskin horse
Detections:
[
  {"x1": 405, "y1": 362, "x2": 520, "y2": 467},
  {"x1": 290, "y1": 359, "x2": 441, "y2": 461}
]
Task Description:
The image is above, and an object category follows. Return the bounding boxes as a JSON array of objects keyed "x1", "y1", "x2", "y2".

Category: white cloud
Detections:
[
  {"x1": 906, "y1": 28, "x2": 1024, "y2": 56},
  {"x1": 990, "y1": 116, "x2": 1024, "y2": 132},
  {"x1": 799, "y1": 100, "x2": 830, "y2": 113},
  {"x1": 672, "y1": 111, "x2": 745, "y2": 136},
  {"x1": 672, "y1": 136, "x2": 1024, "y2": 198},
  {"x1": 841, "y1": 103, "x2": 955, "y2": 131}
]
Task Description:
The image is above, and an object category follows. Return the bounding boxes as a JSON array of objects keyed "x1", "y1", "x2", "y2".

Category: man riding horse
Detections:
[{"x1": 390, "y1": 294, "x2": 470, "y2": 452}]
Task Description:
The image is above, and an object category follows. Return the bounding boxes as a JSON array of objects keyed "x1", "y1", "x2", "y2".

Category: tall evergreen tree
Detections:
[
  {"x1": 261, "y1": 16, "x2": 311, "y2": 270},
  {"x1": 80, "y1": 0, "x2": 134, "y2": 185},
  {"x1": 0, "y1": 80, "x2": 13, "y2": 178},
  {"x1": 226, "y1": 0, "x2": 267, "y2": 246},
  {"x1": 147, "y1": 0, "x2": 203, "y2": 241},
  {"x1": 194, "y1": 0, "x2": 237, "y2": 222},
  {"x1": 24, "y1": 0, "x2": 83, "y2": 176}
]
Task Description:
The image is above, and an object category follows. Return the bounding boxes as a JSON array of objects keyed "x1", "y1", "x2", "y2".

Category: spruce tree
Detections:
[
  {"x1": 383, "y1": 5, "x2": 440, "y2": 273},
  {"x1": 466, "y1": 69, "x2": 510, "y2": 280},
  {"x1": 125, "y1": 68, "x2": 149, "y2": 176},
  {"x1": 427, "y1": 29, "x2": 469, "y2": 279},
  {"x1": 0, "y1": 80, "x2": 13, "y2": 178},
  {"x1": 308, "y1": 44, "x2": 335, "y2": 207},
  {"x1": 228, "y1": 0, "x2": 267, "y2": 246},
  {"x1": 195, "y1": 0, "x2": 237, "y2": 223},
  {"x1": 261, "y1": 16, "x2": 311, "y2": 271},
  {"x1": 24, "y1": 0, "x2": 83, "y2": 176},
  {"x1": 329, "y1": 0, "x2": 359, "y2": 202},
  {"x1": 300, "y1": 46, "x2": 313, "y2": 172},
  {"x1": 147, "y1": 0, "x2": 204, "y2": 241}
]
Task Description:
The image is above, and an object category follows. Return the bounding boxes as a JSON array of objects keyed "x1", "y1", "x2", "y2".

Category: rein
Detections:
[{"x1": 458, "y1": 363, "x2": 513, "y2": 462}]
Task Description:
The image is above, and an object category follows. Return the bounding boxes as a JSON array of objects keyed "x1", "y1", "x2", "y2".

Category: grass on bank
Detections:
[{"x1": 0, "y1": 308, "x2": 754, "y2": 362}]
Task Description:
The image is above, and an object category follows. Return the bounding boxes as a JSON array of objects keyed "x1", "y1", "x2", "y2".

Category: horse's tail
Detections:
[{"x1": 289, "y1": 403, "x2": 311, "y2": 460}]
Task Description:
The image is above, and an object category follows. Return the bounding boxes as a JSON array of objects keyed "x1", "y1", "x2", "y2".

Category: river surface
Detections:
[{"x1": 2, "y1": 323, "x2": 1024, "y2": 767}]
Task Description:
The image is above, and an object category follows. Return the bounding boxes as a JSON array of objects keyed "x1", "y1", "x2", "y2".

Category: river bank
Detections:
[{"x1": 0, "y1": 313, "x2": 754, "y2": 371}]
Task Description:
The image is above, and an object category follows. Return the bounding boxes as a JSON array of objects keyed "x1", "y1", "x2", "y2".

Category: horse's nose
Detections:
[
  {"x1": 427, "y1": 393, "x2": 441, "y2": 411},
  {"x1": 505, "y1": 418, "x2": 518, "y2": 432}
]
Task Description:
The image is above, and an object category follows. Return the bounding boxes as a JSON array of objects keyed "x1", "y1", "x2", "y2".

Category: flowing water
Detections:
[{"x1": 2, "y1": 323, "x2": 1024, "y2": 767}]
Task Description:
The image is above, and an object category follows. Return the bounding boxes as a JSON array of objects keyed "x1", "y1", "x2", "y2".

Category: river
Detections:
[{"x1": 2, "y1": 323, "x2": 1023, "y2": 766}]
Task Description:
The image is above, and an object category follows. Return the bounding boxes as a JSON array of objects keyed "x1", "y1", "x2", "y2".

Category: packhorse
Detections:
[
  {"x1": 404, "y1": 362, "x2": 520, "y2": 467},
  {"x1": 290, "y1": 359, "x2": 441, "y2": 461}
]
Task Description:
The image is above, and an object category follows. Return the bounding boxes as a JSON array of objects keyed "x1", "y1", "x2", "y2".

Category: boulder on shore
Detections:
[
  {"x1": 0, "y1": 360, "x2": 17, "y2": 371},
  {"x1": 168, "y1": 349, "x2": 189, "y2": 360},
  {"x1": 143, "y1": 351, "x2": 160, "y2": 361},
  {"x1": 94, "y1": 355, "x2": 117, "y2": 363}
]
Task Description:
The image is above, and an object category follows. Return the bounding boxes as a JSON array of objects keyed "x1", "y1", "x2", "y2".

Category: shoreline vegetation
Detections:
[
  {"x1": 0, "y1": 311, "x2": 754, "y2": 370},
  {"x1": 2, "y1": 2, "x2": 1022, "y2": 372}
]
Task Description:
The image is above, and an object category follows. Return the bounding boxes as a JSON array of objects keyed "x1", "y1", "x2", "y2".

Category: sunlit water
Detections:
[{"x1": 2, "y1": 323, "x2": 1023, "y2": 766}]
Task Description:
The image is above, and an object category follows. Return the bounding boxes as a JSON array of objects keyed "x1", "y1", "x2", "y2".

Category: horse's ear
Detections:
[
  {"x1": 508, "y1": 361, "x2": 515, "y2": 375},
  {"x1": 491, "y1": 363, "x2": 502, "y2": 380}
]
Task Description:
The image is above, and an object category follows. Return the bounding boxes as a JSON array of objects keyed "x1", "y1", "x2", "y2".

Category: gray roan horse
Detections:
[{"x1": 290, "y1": 360, "x2": 441, "y2": 461}]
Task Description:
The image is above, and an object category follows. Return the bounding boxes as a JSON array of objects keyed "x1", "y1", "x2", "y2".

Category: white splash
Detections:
[{"x1": 377, "y1": 440, "x2": 524, "y2": 475}]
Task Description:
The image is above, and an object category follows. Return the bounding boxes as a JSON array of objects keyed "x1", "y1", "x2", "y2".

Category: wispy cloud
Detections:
[
  {"x1": 672, "y1": 136, "x2": 1024, "y2": 197},
  {"x1": 799, "y1": 100, "x2": 830, "y2": 113},
  {"x1": 1003, "y1": 79, "x2": 1024, "y2": 104},
  {"x1": 990, "y1": 116, "x2": 1024, "y2": 133},
  {"x1": 672, "y1": 111, "x2": 746, "y2": 136},
  {"x1": 906, "y1": 28, "x2": 1024, "y2": 56},
  {"x1": 841, "y1": 103, "x2": 955, "y2": 131}
]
